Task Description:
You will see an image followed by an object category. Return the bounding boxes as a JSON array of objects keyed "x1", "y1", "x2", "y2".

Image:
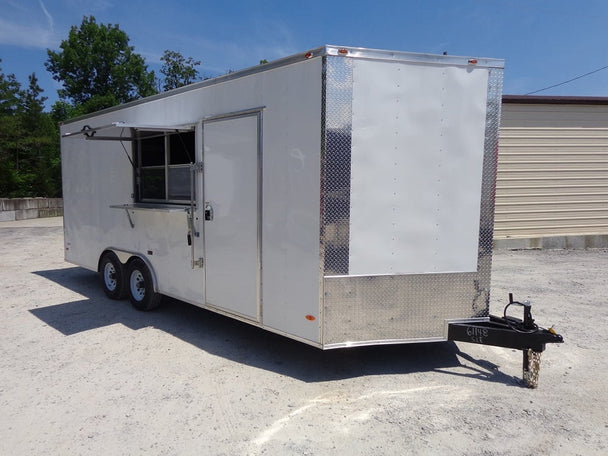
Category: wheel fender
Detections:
[{"x1": 101, "y1": 247, "x2": 160, "y2": 293}]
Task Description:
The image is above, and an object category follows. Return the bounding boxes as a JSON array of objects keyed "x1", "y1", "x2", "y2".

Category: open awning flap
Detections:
[{"x1": 62, "y1": 121, "x2": 196, "y2": 141}]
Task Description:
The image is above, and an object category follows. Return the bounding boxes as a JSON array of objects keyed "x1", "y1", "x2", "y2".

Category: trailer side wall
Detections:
[{"x1": 62, "y1": 58, "x2": 323, "y2": 344}]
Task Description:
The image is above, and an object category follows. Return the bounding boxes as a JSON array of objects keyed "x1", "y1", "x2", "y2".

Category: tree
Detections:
[
  {"x1": 21, "y1": 73, "x2": 47, "y2": 131},
  {"x1": 45, "y1": 16, "x2": 157, "y2": 113},
  {"x1": 0, "y1": 65, "x2": 61, "y2": 198},
  {"x1": 19, "y1": 73, "x2": 60, "y2": 197},
  {"x1": 160, "y1": 50, "x2": 201, "y2": 91},
  {"x1": 0, "y1": 61, "x2": 23, "y2": 196},
  {"x1": 50, "y1": 100, "x2": 82, "y2": 124},
  {"x1": 0, "y1": 59, "x2": 21, "y2": 115}
]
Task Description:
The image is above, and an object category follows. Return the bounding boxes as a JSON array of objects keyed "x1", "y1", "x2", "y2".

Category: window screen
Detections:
[{"x1": 137, "y1": 131, "x2": 195, "y2": 203}]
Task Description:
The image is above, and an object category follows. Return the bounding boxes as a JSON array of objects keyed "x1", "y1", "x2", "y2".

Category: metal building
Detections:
[{"x1": 495, "y1": 95, "x2": 608, "y2": 248}]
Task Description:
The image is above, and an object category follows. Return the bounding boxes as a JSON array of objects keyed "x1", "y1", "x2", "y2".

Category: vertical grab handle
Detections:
[
  {"x1": 189, "y1": 164, "x2": 199, "y2": 236},
  {"x1": 188, "y1": 163, "x2": 200, "y2": 269}
]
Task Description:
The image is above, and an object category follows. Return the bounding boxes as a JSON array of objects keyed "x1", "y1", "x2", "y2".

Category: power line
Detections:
[{"x1": 525, "y1": 64, "x2": 608, "y2": 95}]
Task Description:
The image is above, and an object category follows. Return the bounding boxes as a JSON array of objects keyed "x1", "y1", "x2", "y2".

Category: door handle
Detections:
[{"x1": 204, "y1": 203, "x2": 214, "y2": 221}]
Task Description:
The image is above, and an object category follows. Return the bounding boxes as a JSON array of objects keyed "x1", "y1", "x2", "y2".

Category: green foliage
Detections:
[
  {"x1": 22, "y1": 73, "x2": 47, "y2": 131},
  {"x1": 50, "y1": 100, "x2": 82, "y2": 124},
  {"x1": 0, "y1": 62, "x2": 61, "y2": 198},
  {"x1": 160, "y1": 50, "x2": 201, "y2": 91},
  {"x1": 0, "y1": 66, "x2": 21, "y2": 115},
  {"x1": 1, "y1": 17, "x2": 207, "y2": 198},
  {"x1": 45, "y1": 16, "x2": 157, "y2": 113}
]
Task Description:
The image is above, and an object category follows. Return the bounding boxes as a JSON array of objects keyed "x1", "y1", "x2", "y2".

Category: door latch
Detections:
[{"x1": 205, "y1": 202, "x2": 214, "y2": 221}]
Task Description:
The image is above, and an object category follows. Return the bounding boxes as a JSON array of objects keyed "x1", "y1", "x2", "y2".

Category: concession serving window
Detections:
[{"x1": 62, "y1": 121, "x2": 197, "y2": 204}]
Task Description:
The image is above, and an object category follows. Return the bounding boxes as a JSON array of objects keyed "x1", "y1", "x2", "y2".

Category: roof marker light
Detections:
[
  {"x1": 338, "y1": 48, "x2": 349, "y2": 55},
  {"x1": 305, "y1": 52, "x2": 314, "y2": 59},
  {"x1": 468, "y1": 59, "x2": 478, "y2": 65},
  {"x1": 305, "y1": 315, "x2": 316, "y2": 321}
]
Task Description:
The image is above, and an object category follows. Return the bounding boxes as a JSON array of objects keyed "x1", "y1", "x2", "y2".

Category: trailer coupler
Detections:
[{"x1": 447, "y1": 294, "x2": 563, "y2": 388}]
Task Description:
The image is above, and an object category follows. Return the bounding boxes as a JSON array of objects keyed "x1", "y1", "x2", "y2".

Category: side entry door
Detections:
[{"x1": 203, "y1": 110, "x2": 262, "y2": 321}]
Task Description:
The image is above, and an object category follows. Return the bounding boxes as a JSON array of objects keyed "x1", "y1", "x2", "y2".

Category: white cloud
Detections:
[
  {"x1": 136, "y1": 31, "x2": 297, "y2": 77},
  {"x1": 0, "y1": 0, "x2": 58, "y2": 49},
  {"x1": 4, "y1": 0, "x2": 29, "y2": 14},
  {"x1": 63, "y1": 0, "x2": 113, "y2": 12},
  {"x1": 0, "y1": 18, "x2": 57, "y2": 49},
  {"x1": 185, "y1": 36, "x2": 297, "y2": 74},
  {"x1": 135, "y1": 12, "x2": 298, "y2": 75},
  {"x1": 38, "y1": 0, "x2": 55, "y2": 31},
  {"x1": 140, "y1": 51, "x2": 163, "y2": 65}
]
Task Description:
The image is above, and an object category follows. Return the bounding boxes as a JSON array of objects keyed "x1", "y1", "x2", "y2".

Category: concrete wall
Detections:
[{"x1": 0, "y1": 198, "x2": 63, "y2": 222}]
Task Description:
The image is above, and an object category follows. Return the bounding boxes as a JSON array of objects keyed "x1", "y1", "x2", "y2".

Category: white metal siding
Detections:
[
  {"x1": 61, "y1": 58, "x2": 323, "y2": 344},
  {"x1": 496, "y1": 103, "x2": 608, "y2": 238},
  {"x1": 348, "y1": 59, "x2": 489, "y2": 274}
]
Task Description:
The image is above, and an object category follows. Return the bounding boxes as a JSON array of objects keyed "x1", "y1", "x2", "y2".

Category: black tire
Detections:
[
  {"x1": 99, "y1": 251, "x2": 126, "y2": 300},
  {"x1": 126, "y1": 258, "x2": 162, "y2": 311}
]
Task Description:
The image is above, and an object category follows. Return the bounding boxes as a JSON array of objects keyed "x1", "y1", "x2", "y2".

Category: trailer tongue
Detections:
[{"x1": 448, "y1": 294, "x2": 564, "y2": 387}]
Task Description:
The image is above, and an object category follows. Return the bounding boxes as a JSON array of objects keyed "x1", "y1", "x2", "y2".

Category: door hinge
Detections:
[
  {"x1": 193, "y1": 258, "x2": 204, "y2": 268},
  {"x1": 191, "y1": 162, "x2": 204, "y2": 172}
]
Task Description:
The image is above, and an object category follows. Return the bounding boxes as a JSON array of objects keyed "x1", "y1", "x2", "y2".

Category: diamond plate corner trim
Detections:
[
  {"x1": 321, "y1": 56, "x2": 354, "y2": 276},
  {"x1": 474, "y1": 66, "x2": 505, "y2": 317}
]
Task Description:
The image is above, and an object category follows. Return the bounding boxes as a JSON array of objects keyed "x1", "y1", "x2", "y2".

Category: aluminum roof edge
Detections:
[
  {"x1": 62, "y1": 45, "x2": 503, "y2": 125},
  {"x1": 324, "y1": 45, "x2": 504, "y2": 69}
]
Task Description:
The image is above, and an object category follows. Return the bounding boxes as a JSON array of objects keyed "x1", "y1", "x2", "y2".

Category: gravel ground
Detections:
[{"x1": 0, "y1": 217, "x2": 606, "y2": 455}]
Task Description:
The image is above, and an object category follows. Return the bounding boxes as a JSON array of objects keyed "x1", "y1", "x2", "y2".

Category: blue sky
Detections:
[{"x1": 1, "y1": 0, "x2": 607, "y2": 109}]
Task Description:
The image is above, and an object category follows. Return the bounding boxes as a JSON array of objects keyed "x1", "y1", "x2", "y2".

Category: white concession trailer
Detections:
[{"x1": 61, "y1": 46, "x2": 562, "y2": 377}]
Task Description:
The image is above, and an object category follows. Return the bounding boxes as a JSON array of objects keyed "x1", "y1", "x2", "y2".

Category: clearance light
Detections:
[
  {"x1": 305, "y1": 52, "x2": 314, "y2": 59},
  {"x1": 338, "y1": 48, "x2": 349, "y2": 55},
  {"x1": 468, "y1": 59, "x2": 478, "y2": 65},
  {"x1": 305, "y1": 315, "x2": 316, "y2": 321}
]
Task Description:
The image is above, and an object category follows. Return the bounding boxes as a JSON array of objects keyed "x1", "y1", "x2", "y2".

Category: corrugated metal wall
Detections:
[{"x1": 495, "y1": 100, "x2": 608, "y2": 239}]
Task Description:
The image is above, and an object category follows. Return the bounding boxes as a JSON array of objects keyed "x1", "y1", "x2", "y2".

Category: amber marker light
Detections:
[
  {"x1": 468, "y1": 59, "x2": 478, "y2": 65},
  {"x1": 305, "y1": 315, "x2": 316, "y2": 321},
  {"x1": 305, "y1": 52, "x2": 314, "y2": 59},
  {"x1": 338, "y1": 48, "x2": 349, "y2": 55}
]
